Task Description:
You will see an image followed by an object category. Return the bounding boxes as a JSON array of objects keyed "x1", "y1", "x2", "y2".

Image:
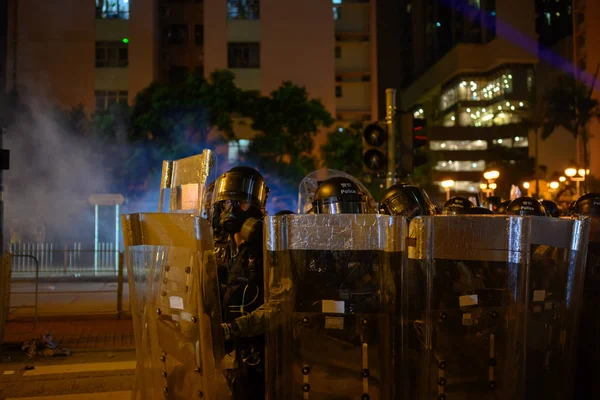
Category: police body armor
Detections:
[
  {"x1": 263, "y1": 213, "x2": 404, "y2": 399},
  {"x1": 406, "y1": 211, "x2": 589, "y2": 400},
  {"x1": 122, "y1": 151, "x2": 230, "y2": 400}
]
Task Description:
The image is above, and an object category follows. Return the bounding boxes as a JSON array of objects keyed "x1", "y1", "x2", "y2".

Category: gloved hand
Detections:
[{"x1": 221, "y1": 322, "x2": 241, "y2": 342}]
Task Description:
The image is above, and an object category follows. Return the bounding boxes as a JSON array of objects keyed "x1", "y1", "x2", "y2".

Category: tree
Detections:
[
  {"x1": 320, "y1": 121, "x2": 364, "y2": 177},
  {"x1": 243, "y1": 82, "x2": 333, "y2": 191},
  {"x1": 541, "y1": 73, "x2": 600, "y2": 172}
]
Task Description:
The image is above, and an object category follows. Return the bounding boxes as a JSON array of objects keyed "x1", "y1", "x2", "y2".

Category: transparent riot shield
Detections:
[
  {"x1": 263, "y1": 214, "x2": 404, "y2": 400},
  {"x1": 122, "y1": 213, "x2": 230, "y2": 400},
  {"x1": 574, "y1": 216, "x2": 600, "y2": 398},
  {"x1": 407, "y1": 215, "x2": 589, "y2": 400},
  {"x1": 297, "y1": 169, "x2": 378, "y2": 214},
  {"x1": 158, "y1": 149, "x2": 217, "y2": 215}
]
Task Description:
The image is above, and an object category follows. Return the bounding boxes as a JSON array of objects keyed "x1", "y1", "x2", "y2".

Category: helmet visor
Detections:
[
  {"x1": 213, "y1": 171, "x2": 268, "y2": 209},
  {"x1": 316, "y1": 201, "x2": 368, "y2": 215}
]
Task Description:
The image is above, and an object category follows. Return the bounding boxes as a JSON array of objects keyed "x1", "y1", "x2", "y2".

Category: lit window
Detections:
[
  {"x1": 228, "y1": 139, "x2": 251, "y2": 164},
  {"x1": 96, "y1": 0, "x2": 129, "y2": 20},
  {"x1": 228, "y1": 0, "x2": 260, "y2": 20},
  {"x1": 435, "y1": 160, "x2": 486, "y2": 171},
  {"x1": 430, "y1": 140, "x2": 488, "y2": 151}
]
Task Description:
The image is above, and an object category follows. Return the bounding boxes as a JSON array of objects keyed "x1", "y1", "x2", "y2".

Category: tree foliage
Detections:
[{"x1": 541, "y1": 74, "x2": 600, "y2": 169}]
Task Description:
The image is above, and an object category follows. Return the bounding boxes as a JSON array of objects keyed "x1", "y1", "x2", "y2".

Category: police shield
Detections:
[
  {"x1": 406, "y1": 214, "x2": 589, "y2": 399},
  {"x1": 574, "y1": 215, "x2": 600, "y2": 397},
  {"x1": 263, "y1": 214, "x2": 405, "y2": 399},
  {"x1": 123, "y1": 150, "x2": 229, "y2": 399},
  {"x1": 122, "y1": 213, "x2": 230, "y2": 399}
]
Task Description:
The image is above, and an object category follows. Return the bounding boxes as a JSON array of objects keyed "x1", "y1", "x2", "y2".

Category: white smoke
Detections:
[{"x1": 4, "y1": 99, "x2": 111, "y2": 244}]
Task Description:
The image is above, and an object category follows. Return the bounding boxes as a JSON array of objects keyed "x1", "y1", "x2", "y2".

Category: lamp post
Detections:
[
  {"x1": 483, "y1": 170, "x2": 500, "y2": 197},
  {"x1": 565, "y1": 167, "x2": 585, "y2": 197},
  {"x1": 523, "y1": 181, "x2": 531, "y2": 197},
  {"x1": 442, "y1": 180, "x2": 455, "y2": 201}
]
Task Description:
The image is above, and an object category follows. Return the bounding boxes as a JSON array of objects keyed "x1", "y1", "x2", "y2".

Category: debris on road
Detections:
[{"x1": 21, "y1": 332, "x2": 72, "y2": 358}]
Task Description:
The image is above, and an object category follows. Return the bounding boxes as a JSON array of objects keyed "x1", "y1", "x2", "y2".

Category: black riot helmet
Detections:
[
  {"x1": 541, "y1": 200, "x2": 561, "y2": 217},
  {"x1": 379, "y1": 183, "x2": 437, "y2": 218},
  {"x1": 506, "y1": 196, "x2": 546, "y2": 216},
  {"x1": 495, "y1": 200, "x2": 511, "y2": 215},
  {"x1": 464, "y1": 207, "x2": 494, "y2": 215},
  {"x1": 213, "y1": 166, "x2": 269, "y2": 209},
  {"x1": 213, "y1": 167, "x2": 269, "y2": 234},
  {"x1": 312, "y1": 176, "x2": 368, "y2": 214},
  {"x1": 275, "y1": 210, "x2": 295, "y2": 216},
  {"x1": 573, "y1": 193, "x2": 600, "y2": 216},
  {"x1": 443, "y1": 196, "x2": 475, "y2": 215}
]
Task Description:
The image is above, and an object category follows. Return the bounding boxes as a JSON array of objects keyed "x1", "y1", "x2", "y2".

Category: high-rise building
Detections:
[
  {"x1": 536, "y1": 0, "x2": 573, "y2": 48},
  {"x1": 401, "y1": 0, "x2": 538, "y2": 196},
  {"x1": 572, "y1": 0, "x2": 600, "y2": 177},
  {"x1": 5, "y1": 0, "x2": 402, "y2": 125}
]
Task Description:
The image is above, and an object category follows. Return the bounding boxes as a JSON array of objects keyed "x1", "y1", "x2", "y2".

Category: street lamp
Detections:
[
  {"x1": 523, "y1": 181, "x2": 531, "y2": 197},
  {"x1": 565, "y1": 167, "x2": 585, "y2": 197},
  {"x1": 442, "y1": 180, "x2": 455, "y2": 201},
  {"x1": 483, "y1": 170, "x2": 500, "y2": 181},
  {"x1": 482, "y1": 170, "x2": 500, "y2": 197},
  {"x1": 559, "y1": 176, "x2": 566, "y2": 183},
  {"x1": 549, "y1": 181, "x2": 559, "y2": 190}
]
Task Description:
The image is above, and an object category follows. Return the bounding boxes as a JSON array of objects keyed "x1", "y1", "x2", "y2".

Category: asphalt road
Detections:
[
  {"x1": 8, "y1": 281, "x2": 131, "y2": 317},
  {"x1": 0, "y1": 348, "x2": 136, "y2": 399}
]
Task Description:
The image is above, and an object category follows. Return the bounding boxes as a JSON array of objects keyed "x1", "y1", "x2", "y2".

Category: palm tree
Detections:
[{"x1": 540, "y1": 73, "x2": 600, "y2": 175}]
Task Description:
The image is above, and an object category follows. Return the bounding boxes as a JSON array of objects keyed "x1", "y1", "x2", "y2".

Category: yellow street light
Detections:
[
  {"x1": 549, "y1": 181, "x2": 559, "y2": 190},
  {"x1": 586, "y1": 169, "x2": 590, "y2": 175},
  {"x1": 559, "y1": 176, "x2": 566, "y2": 182},
  {"x1": 442, "y1": 180, "x2": 454, "y2": 201},
  {"x1": 489, "y1": 183, "x2": 497, "y2": 190},
  {"x1": 565, "y1": 168, "x2": 577, "y2": 178},
  {"x1": 483, "y1": 170, "x2": 500, "y2": 181},
  {"x1": 578, "y1": 169, "x2": 586, "y2": 177},
  {"x1": 523, "y1": 182, "x2": 530, "y2": 189}
]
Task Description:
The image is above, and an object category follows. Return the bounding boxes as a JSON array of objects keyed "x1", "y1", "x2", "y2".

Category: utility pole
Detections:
[
  {"x1": 0, "y1": 0, "x2": 9, "y2": 254},
  {"x1": 385, "y1": 89, "x2": 397, "y2": 189}
]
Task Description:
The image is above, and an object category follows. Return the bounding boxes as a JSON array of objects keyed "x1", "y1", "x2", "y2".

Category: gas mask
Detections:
[{"x1": 218, "y1": 200, "x2": 261, "y2": 235}]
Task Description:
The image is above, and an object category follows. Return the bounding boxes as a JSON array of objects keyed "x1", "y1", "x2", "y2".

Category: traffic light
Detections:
[
  {"x1": 362, "y1": 123, "x2": 387, "y2": 173},
  {"x1": 413, "y1": 118, "x2": 428, "y2": 168}
]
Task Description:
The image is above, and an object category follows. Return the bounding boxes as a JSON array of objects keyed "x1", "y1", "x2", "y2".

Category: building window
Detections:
[
  {"x1": 228, "y1": 0, "x2": 260, "y2": 20},
  {"x1": 95, "y1": 41, "x2": 128, "y2": 68},
  {"x1": 333, "y1": 6, "x2": 341, "y2": 20},
  {"x1": 335, "y1": 46, "x2": 341, "y2": 58},
  {"x1": 430, "y1": 140, "x2": 488, "y2": 151},
  {"x1": 95, "y1": 90, "x2": 128, "y2": 111},
  {"x1": 96, "y1": 0, "x2": 129, "y2": 20},
  {"x1": 168, "y1": 66, "x2": 189, "y2": 84},
  {"x1": 195, "y1": 25, "x2": 204, "y2": 46},
  {"x1": 166, "y1": 25, "x2": 189, "y2": 45},
  {"x1": 228, "y1": 43, "x2": 260, "y2": 68},
  {"x1": 435, "y1": 160, "x2": 486, "y2": 172},
  {"x1": 335, "y1": 86, "x2": 342, "y2": 98},
  {"x1": 439, "y1": 69, "x2": 514, "y2": 111},
  {"x1": 228, "y1": 139, "x2": 251, "y2": 164}
]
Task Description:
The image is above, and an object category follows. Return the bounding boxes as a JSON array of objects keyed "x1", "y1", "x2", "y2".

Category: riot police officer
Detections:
[
  {"x1": 495, "y1": 199, "x2": 511, "y2": 214},
  {"x1": 541, "y1": 200, "x2": 561, "y2": 217},
  {"x1": 378, "y1": 183, "x2": 437, "y2": 218},
  {"x1": 211, "y1": 166, "x2": 269, "y2": 400},
  {"x1": 442, "y1": 196, "x2": 475, "y2": 215}
]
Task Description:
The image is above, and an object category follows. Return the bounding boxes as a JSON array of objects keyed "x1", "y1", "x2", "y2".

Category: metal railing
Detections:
[
  {"x1": 6, "y1": 251, "x2": 128, "y2": 319},
  {"x1": 9, "y1": 242, "x2": 120, "y2": 278}
]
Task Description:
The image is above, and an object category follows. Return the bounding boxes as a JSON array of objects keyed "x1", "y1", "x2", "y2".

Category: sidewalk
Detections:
[{"x1": 2, "y1": 318, "x2": 135, "y2": 350}]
